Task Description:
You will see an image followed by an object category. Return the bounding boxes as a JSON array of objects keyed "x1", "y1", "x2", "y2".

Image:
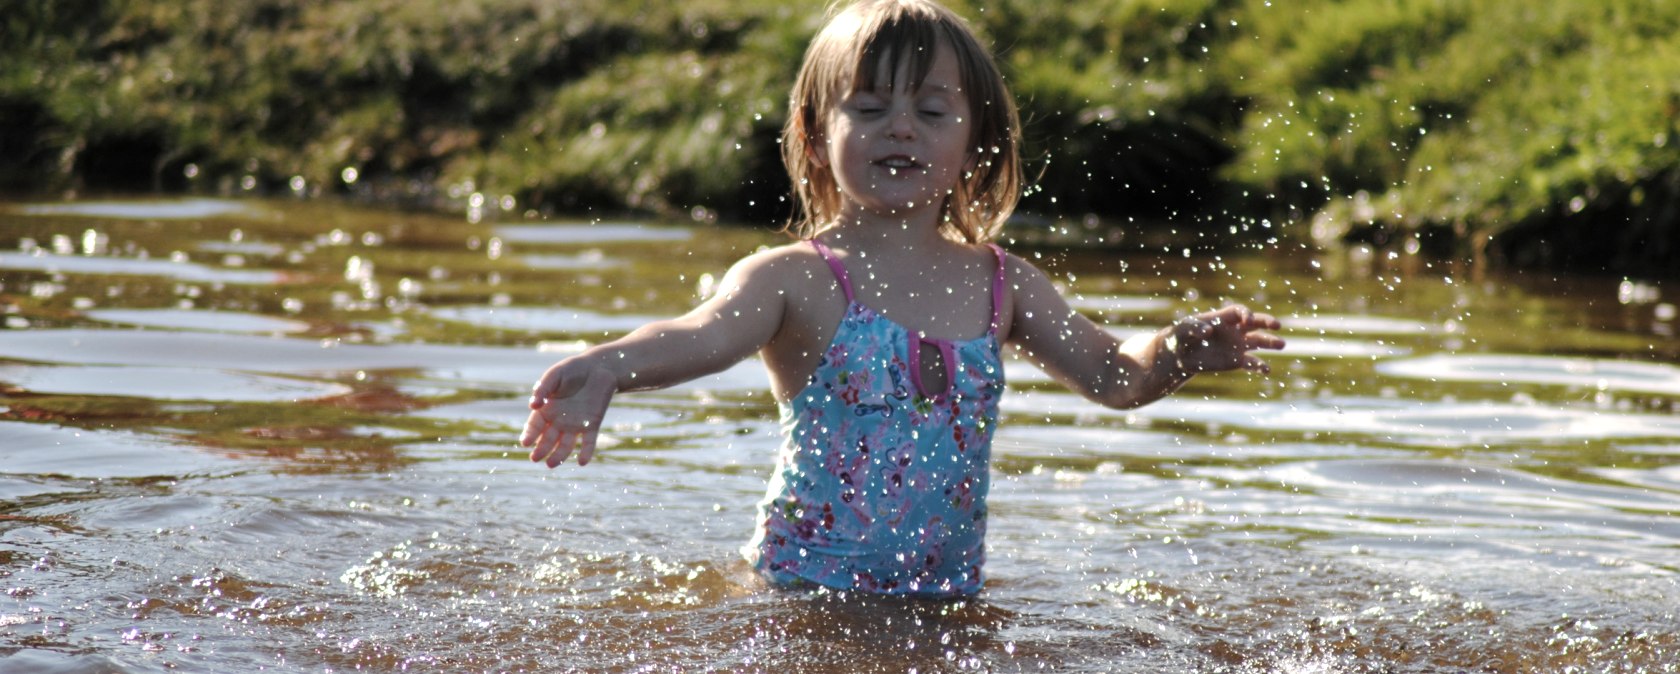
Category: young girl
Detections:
[{"x1": 521, "y1": 0, "x2": 1284, "y2": 597}]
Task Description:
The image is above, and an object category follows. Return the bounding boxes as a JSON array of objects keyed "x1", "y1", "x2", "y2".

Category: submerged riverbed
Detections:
[{"x1": 1, "y1": 197, "x2": 1677, "y2": 673}]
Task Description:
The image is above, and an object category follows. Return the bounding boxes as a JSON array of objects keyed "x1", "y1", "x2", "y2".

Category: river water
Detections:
[{"x1": 1, "y1": 197, "x2": 1676, "y2": 673}]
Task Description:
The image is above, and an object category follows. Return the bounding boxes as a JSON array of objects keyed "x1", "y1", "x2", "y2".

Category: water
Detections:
[{"x1": 1, "y1": 197, "x2": 1677, "y2": 673}]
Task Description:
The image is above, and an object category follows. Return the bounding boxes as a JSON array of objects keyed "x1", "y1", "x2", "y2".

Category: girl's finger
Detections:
[
  {"x1": 547, "y1": 430, "x2": 578, "y2": 468},
  {"x1": 536, "y1": 422, "x2": 563, "y2": 463},
  {"x1": 519, "y1": 409, "x2": 548, "y2": 448},
  {"x1": 1231, "y1": 305, "x2": 1254, "y2": 327},
  {"x1": 576, "y1": 430, "x2": 599, "y2": 467},
  {"x1": 527, "y1": 423, "x2": 553, "y2": 462}
]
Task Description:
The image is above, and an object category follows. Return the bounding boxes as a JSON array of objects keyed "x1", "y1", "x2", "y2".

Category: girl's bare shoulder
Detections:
[
  {"x1": 995, "y1": 248, "x2": 1052, "y2": 284},
  {"x1": 718, "y1": 240, "x2": 834, "y2": 296}
]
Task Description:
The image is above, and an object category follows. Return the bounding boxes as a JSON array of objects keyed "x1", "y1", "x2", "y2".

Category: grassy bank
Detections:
[{"x1": 4, "y1": 0, "x2": 1677, "y2": 276}]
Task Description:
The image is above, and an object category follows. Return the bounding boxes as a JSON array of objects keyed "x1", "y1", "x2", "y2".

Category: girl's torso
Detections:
[
  {"x1": 745, "y1": 239, "x2": 1009, "y2": 597},
  {"x1": 758, "y1": 236, "x2": 1014, "y2": 403}
]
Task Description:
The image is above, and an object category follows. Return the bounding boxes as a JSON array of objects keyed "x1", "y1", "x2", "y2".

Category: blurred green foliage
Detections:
[
  {"x1": 3, "y1": 0, "x2": 1677, "y2": 275},
  {"x1": 1224, "y1": 0, "x2": 1680, "y2": 274}
]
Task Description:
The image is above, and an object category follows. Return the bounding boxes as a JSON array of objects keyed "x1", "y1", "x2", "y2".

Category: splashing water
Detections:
[{"x1": 0, "y1": 197, "x2": 1675, "y2": 673}]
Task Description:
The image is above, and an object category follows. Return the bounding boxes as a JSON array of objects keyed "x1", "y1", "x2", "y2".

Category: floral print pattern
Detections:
[{"x1": 743, "y1": 242, "x2": 1005, "y2": 597}]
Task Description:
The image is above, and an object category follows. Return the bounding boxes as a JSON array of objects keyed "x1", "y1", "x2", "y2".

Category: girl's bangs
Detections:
[{"x1": 849, "y1": 14, "x2": 943, "y2": 93}]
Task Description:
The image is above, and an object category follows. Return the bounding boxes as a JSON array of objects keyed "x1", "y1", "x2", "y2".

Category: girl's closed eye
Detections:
[
  {"x1": 851, "y1": 94, "x2": 887, "y2": 115},
  {"x1": 917, "y1": 94, "x2": 954, "y2": 119}
]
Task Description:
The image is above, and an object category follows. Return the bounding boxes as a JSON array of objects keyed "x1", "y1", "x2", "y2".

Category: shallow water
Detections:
[{"x1": 1, "y1": 197, "x2": 1677, "y2": 673}]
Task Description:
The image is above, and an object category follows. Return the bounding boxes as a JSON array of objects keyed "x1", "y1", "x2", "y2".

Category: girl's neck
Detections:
[{"x1": 819, "y1": 207, "x2": 950, "y2": 254}]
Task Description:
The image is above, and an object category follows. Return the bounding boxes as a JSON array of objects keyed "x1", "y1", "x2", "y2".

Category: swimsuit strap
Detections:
[
  {"x1": 986, "y1": 243, "x2": 1007, "y2": 335},
  {"x1": 808, "y1": 239, "x2": 855, "y2": 304},
  {"x1": 911, "y1": 244, "x2": 1006, "y2": 402},
  {"x1": 907, "y1": 333, "x2": 956, "y2": 401}
]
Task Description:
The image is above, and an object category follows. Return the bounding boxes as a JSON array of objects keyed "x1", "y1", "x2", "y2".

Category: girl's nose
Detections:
[{"x1": 886, "y1": 109, "x2": 916, "y2": 140}]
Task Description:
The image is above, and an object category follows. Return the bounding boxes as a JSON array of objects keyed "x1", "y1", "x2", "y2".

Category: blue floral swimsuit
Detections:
[{"x1": 744, "y1": 239, "x2": 1008, "y2": 597}]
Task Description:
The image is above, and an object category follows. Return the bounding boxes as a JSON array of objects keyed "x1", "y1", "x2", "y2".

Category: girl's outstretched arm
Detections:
[
  {"x1": 520, "y1": 248, "x2": 791, "y2": 467},
  {"x1": 1003, "y1": 255, "x2": 1284, "y2": 410}
]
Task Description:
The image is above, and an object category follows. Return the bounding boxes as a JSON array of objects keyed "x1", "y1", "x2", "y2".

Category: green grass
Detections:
[
  {"x1": 4, "y1": 0, "x2": 1677, "y2": 276},
  {"x1": 1228, "y1": 0, "x2": 1680, "y2": 272}
]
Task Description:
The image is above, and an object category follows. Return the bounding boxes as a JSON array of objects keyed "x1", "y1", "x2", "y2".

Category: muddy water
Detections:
[{"x1": 0, "y1": 197, "x2": 1676, "y2": 673}]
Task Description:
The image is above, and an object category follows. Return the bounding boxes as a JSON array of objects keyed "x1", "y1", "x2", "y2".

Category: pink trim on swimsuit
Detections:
[
  {"x1": 808, "y1": 239, "x2": 1005, "y2": 402},
  {"x1": 742, "y1": 239, "x2": 1009, "y2": 597}
]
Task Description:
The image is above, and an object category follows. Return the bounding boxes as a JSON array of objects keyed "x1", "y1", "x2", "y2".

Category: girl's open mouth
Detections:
[{"x1": 875, "y1": 155, "x2": 922, "y2": 170}]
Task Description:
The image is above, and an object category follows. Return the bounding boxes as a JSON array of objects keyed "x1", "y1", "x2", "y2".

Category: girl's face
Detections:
[{"x1": 816, "y1": 41, "x2": 973, "y2": 227}]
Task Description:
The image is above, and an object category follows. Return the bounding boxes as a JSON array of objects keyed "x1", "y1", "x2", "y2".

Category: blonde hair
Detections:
[{"x1": 781, "y1": 0, "x2": 1022, "y2": 243}]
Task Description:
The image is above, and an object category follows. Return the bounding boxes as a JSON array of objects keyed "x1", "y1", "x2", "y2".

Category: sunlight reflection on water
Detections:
[
  {"x1": 1378, "y1": 353, "x2": 1680, "y2": 396},
  {"x1": 0, "y1": 252, "x2": 288, "y2": 285},
  {"x1": 83, "y1": 308, "x2": 309, "y2": 334},
  {"x1": 1004, "y1": 390, "x2": 1680, "y2": 446},
  {"x1": 12, "y1": 198, "x2": 261, "y2": 220},
  {"x1": 0, "y1": 197, "x2": 1676, "y2": 673},
  {"x1": 426, "y1": 305, "x2": 662, "y2": 334},
  {"x1": 492, "y1": 222, "x2": 694, "y2": 244},
  {"x1": 0, "y1": 364, "x2": 351, "y2": 402}
]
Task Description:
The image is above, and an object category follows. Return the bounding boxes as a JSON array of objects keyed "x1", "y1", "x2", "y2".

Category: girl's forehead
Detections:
[{"x1": 850, "y1": 40, "x2": 962, "y2": 94}]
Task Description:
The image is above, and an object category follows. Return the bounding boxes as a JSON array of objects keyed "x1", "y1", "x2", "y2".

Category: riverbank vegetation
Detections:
[{"x1": 4, "y1": 0, "x2": 1677, "y2": 276}]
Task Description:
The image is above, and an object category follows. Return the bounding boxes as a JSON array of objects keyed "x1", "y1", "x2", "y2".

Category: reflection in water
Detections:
[
  {"x1": 83, "y1": 308, "x2": 310, "y2": 334},
  {"x1": 0, "y1": 364, "x2": 351, "y2": 402},
  {"x1": 1265, "y1": 335, "x2": 1411, "y2": 358},
  {"x1": 0, "y1": 419, "x2": 237, "y2": 479},
  {"x1": 492, "y1": 222, "x2": 694, "y2": 244},
  {"x1": 0, "y1": 198, "x2": 1675, "y2": 672},
  {"x1": 1284, "y1": 313, "x2": 1442, "y2": 336},
  {"x1": 0, "y1": 252, "x2": 288, "y2": 285},
  {"x1": 1378, "y1": 353, "x2": 1680, "y2": 396},
  {"x1": 425, "y1": 305, "x2": 662, "y2": 334},
  {"x1": 521, "y1": 252, "x2": 624, "y2": 270},
  {"x1": 1065, "y1": 294, "x2": 1175, "y2": 314},
  {"x1": 197, "y1": 240, "x2": 287, "y2": 257},
  {"x1": 12, "y1": 198, "x2": 260, "y2": 220},
  {"x1": 1120, "y1": 395, "x2": 1680, "y2": 446}
]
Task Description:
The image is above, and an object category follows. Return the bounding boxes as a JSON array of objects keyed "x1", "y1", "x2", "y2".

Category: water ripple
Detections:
[
  {"x1": 1377, "y1": 353, "x2": 1680, "y2": 396},
  {"x1": 0, "y1": 252, "x2": 287, "y2": 285},
  {"x1": 1004, "y1": 391, "x2": 1680, "y2": 447},
  {"x1": 0, "y1": 363, "x2": 349, "y2": 402},
  {"x1": 84, "y1": 308, "x2": 309, "y2": 334},
  {"x1": 493, "y1": 223, "x2": 693, "y2": 245},
  {"x1": 12, "y1": 198, "x2": 260, "y2": 220}
]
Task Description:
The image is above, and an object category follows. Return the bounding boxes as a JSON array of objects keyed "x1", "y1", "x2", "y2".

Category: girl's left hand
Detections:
[
  {"x1": 1170, "y1": 305, "x2": 1285, "y2": 374},
  {"x1": 521, "y1": 359, "x2": 619, "y2": 467}
]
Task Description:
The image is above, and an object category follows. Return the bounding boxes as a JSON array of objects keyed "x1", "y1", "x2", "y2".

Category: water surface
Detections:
[{"x1": 1, "y1": 197, "x2": 1676, "y2": 673}]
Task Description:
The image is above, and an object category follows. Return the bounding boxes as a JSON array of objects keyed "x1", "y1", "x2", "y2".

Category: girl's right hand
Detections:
[
  {"x1": 520, "y1": 359, "x2": 619, "y2": 467},
  {"x1": 1169, "y1": 305, "x2": 1284, "y2": 375}
]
